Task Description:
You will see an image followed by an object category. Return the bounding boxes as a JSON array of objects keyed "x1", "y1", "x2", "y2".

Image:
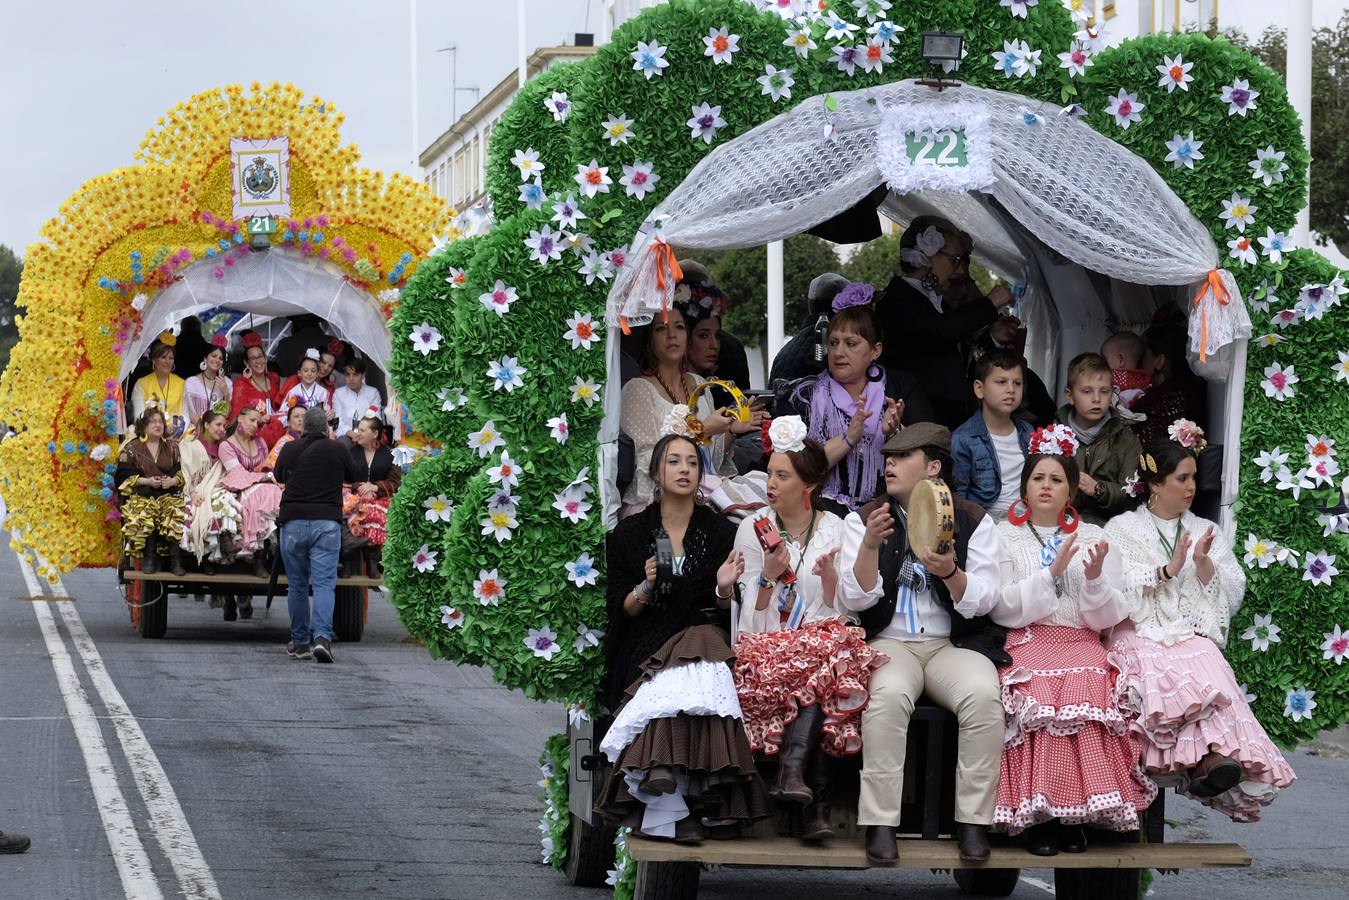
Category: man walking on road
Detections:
[{"x1": 274, "y1": 406, "x2": 360, "y2": 663}]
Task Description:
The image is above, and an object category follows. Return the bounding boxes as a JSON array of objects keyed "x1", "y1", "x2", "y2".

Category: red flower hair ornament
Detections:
[{"x1": 1027, "y1": 424, "x2": 1079, "y2": 458}]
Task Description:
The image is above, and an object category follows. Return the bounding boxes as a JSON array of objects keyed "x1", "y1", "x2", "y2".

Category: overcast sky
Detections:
[{"x1": 0, "y1": 0, "x2": 1342, "y2": 256}]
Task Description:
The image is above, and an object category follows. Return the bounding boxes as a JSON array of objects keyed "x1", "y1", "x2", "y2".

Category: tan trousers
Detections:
[{"x1": 858, "y1": 638, "x2": 1003, "y2": 827}]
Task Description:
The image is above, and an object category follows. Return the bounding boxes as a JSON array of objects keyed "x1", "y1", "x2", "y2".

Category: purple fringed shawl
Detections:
[{"x1": 801, "y1": 371, "x2": 887, "y2": 511}]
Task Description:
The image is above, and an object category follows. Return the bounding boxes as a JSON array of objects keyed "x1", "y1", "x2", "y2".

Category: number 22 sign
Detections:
[
  {"x1": 904, "y1": 128, "x2": 969, "y2": 168},
  {"x1": 878, "y1": 103, "x2": 995, "y2": 194}
]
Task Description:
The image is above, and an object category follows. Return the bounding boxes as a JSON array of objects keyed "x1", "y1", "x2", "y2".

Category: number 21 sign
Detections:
[{"x1": 878, "y1": 103, "x2": 995, "y2": 194}]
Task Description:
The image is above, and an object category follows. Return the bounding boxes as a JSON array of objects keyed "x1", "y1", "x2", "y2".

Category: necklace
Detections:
[
  {"x1": 653, "y1": 370, "x2": 685, "y2": 405},
  {"x1": 1154, "y1": 515, "x2": 1184, "y2": 558},
  {"x1": 1027, "y1": 522, "x2": 1065, "y2": 569},
  {"x1": 774, "y1": 510, "x2": 818, "y2": 579}
]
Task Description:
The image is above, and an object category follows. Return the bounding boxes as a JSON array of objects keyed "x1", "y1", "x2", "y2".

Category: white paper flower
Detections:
[
  {"x1": 423, "y1": 494, "x2": 454, "y2": 523},
  {"x1": 1058, "y1": 42, "x2": 1093, "y2": 77},
  {"x1": 571, "y1": 624, "x2": 604, "y2": 656},
  {"x1": 563, "y1": 231, "x2": 595, "y2": 257},
  {"x1": 1275, "y1": 544, "x2": 1302, "y2": 568},
  {"x1": 544, "y1": 91, "x2": 571, "y2": 122},
  {"x1": 941, "y1": 45, "x2": 969, "y2": 74},
  {"x1": 468, "y1": 420, "x2": 506, "y2": 458},
  {"x1": 477, "y1": 279, "x2": 519, "y2": 318},
  {"x1": 1237, "y1": 683, "x2": 1257, "y2": 704},
  {"x1": 1000, "y1": 0, "x2": 1038, "y2": 18},
  {"x1": 1156, "y1": 53, "x2": 1194, "y2": 92},
  {"x1": 391, "y1": 446, "x2": 420, "y2": 468},
  {"x1": 1275, "y1": 466, "x2": 1313, "y2": 500},
  {"x1": 1258, "y1": 227, "x2": 1294, "y2": 265},
  {"x1": 822, "y1": 11, "x2": 860, "y2": 42},
  {"x1": 412, "y1": 544, "x2": 438, "y2": 573},
  {"x1": 1243, "y1": 534, "x2": 1277, "y2": 569},
  {"x1": 1241, "y1": 613, "x2": 1281, "y2": 652},
  {"x1": 631, "y1": 40, "x2": 669, "y2": 79},
  {"x1": 768, "y1": 415, "x2": 808, "y2": 453},
  {"x1": 525, "y1": 626, "x2": 561, "y2": 661},
  {"x1": 1255, "y1": 333, "x2": 1285, "y2": 348},
  {"x1": 473, "y1": 568, "x2": 506, "y2": 606},
  {"x1": 867, "y1": 19, "x2": 903, "y2": 43},
  {"x1": 1221, "y1": 77, "x2": 1260, "y2": 116},
  {"x1": 1105, "y1": 88, "x2": 1144, "y2": 129},
  {"x1": 445, "y1": 267, "x2": 467, "y2": 289},
  {"x1": 614, "y1": 161, "x2": 659, "y2": 202},
  {"x1": 510, "y1": 148, "x2": 543, "y2": 181},
  {"x1": 553, "y1": 488, "x2": 593, "y2": 524},
  {"x1": 487, "y1": 356, "x2": 526, "y2": 393},
  {"x1": 1310, "y1": 456, "x2": 1342, "y2": 486},
  {"x1": 859, "y1": 38, "x2": 894, "y2": 74},
  {"x1": 567, "y1": 701, "x2": 591, "y2": 727},
  {"x1": 601, "y1": 113, "x2": 635, "y2": 146},
  {"x1": 1333, "y1": 351, "x2": 1349, "y2": 384},
  {"x1": 1307, "y1": 434, "x2": 1336, "y2": 461},
  {"x1": 1261, "y1": 363, "x2": 1298, "y2": 401},
  {"x1": 1227, "y1": 235, "x2": 1258, "y2": 266},
  {"x1": 524, "y1": 225, "x2": 564, "y2": 265},
  {"x1": 517, "y1": 181, "x2": 545, "y2": 210},
  {"x1": 687, "y1": 102, "x2": 727, "y2": 144},
  {"x1": 1304, "y1": 551, "x2": 1339, "y2": 586},
  {"x1": 568, "y1": 466, "x2": 595, "y2": 497},
  {"x1": 1322, "y1": 625, "x2": 1349, "y2": 664},
  {"x1": 1219, "y1": 194, "x2": 1257, "y2": 233},
  {"x1": 578, "y1": 251, "x2": 615, "y2": 285},
  {"x1": 784, "y1": 25, "x2": 816, "y2": 58},
  {"x1": 566, "y1": 553, "x2": 600, "y2": 588},
  {"x1": 547, "y1": 414, "x2": 570, "y2": 444},
  {"x1": 767, "y1": 0, "x2": 805, "y2": 20},
  {"x1": 1164, "y1": 132, "x2": 1204, "y2": 170},
  {"x1": 992, "y1": 40, "x2": 1028, "y2": 78},
  {"x1": 1284, "y1": 688, "x2": 1317, "y2": 722},
  {"x1": 574, "y1": 159, "x2": 612, "y2": 198},
  {"x1": 571, "y1": 376, "x2": 601, "y2": 407},
  {"x1": 440, "y1": 605, "x2": 464, "y2": 630},
  {"x1": 480, "y1": 504, "x2": 519, "y2": 543},
  {"x1": 1074, "y1": 24, "x2": 1107, "y2": 53},
  {"x1": 1271, "y1": 306, "x2": 1300, "y2": 329},
  {"x1": 831, "y1": 43, "x2": 864, "y2": 76},
  {"x1": 758, "y1": 64, "x2": 795, "y2": 102},
  {"x1": 409, "y1": 322, "x2": 442, "y2": 356},
  {"x1": 1061, "y1": 0, "x2": 1091, "y2": 21},
  {"x1": 131, "y1": 292, "x2": 148, "y2": 311},
  {"x1": 90, "y1": 444, "x2": 111, "y2": 461},
  {"x1": 703, "y1": 26, "x2": 740, "y2": 65},
  {"x1": 488, "y1": 450, "x2": 521, "y2": 489},
  {"x1": 1253, "y1": 447, "x2": 1288, "y2": 482},
  {"x1": 563, "y1": 312, "x2": 599, "y2": 350},
  {"x1": 487, "y1": 487, "x2": 519, "y2": 512},
  {"x1": 551, "y1": 195, "x2": 586, "y2": 230},
  {"x1": 437, "y1": 386, "x2": 467, "y2": 412},
  {"x1": 1250, "y1": 146, "x2": 1289, "y2": 186}
]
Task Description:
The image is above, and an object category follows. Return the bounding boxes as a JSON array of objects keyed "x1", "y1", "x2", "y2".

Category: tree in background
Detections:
[
  {"x1": 1210, "y1": 16, "x2": 1349, "y2": 249},
  {"x1": 0, "y1": 245, "x2": 21, "y2": 373},
  {"x1": 691, "y1": 234, "x2": 840, "y2": 344}
]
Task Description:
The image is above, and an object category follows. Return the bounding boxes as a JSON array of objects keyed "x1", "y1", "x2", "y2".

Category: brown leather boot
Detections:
[
  {"x1": 956, "y1": 822, "x2": 991, "y2": 862},
  {"x1": 168, "y1": 542, "x2": 187, "y2": 576},
  {"x1": 140, "y1": 535, "x2": 158, "y2": 574},
  {"x1": 1190, "y1": 752, "x2": 1242, "y2": 798},
  {"x1": 865, "y1": 825, "x2": 898, "y2": 865},
  {"x1": 800, "y1": 747, "x2": 833, "y2": 840},
  {"x1": 772, "y1": 705, "x2": 823, "y2": 805}
]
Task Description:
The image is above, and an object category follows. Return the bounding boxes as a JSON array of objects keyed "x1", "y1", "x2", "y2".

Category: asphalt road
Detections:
[{"x1": 1, "y1": 547, "x2": 1346, "y2": 900}]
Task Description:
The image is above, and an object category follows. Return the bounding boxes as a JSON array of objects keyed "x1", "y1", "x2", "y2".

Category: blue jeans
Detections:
[{"x1": 280, "y1": 519, "x2": 341, "y2": 645}]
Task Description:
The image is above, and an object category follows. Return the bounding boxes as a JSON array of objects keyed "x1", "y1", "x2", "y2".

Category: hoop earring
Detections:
[
  {"x1": 1007, "y1": 498, "x2": 1031, "y2": 526},
  {"x1": 1058, "y1": 505, "x2": 1080, "y2": 534},
  {"x1": 867, "y1": 363, "x2": 884, "y2": 382},
  {"x1": 199, "y1": 360, "x2": 208, "y2": 371},
  {"x1": 695, "y1": 487, "x2": 706, "y2": 506},
  {"x1": 1146, "y1": 493, "x2": 1156, "y2": 510}
]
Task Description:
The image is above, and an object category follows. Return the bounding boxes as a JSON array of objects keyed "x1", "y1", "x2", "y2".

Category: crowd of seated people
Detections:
[
  {"x1": 115, "y1": 323, "x2": 401, "y2": 617},
  {"x1": 600, "y1": 222, "x2": 1292, "y2": 860}
]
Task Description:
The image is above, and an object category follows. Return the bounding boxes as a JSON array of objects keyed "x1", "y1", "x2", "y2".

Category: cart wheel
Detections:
[
  {"x1": 138, "y1": 581, "x2": 168, "y2": 639},
  {"x1": 563, "y1": 815, "x2": 616, "y2": 887},
  {"x1": 1054, "y1": 868, "x2": 1140, "y2": 900},
  {"x1": 334, "y1": 585, "x2": 364, "y2": 642},
  {"x1": 633, "y1": 860, "x2": 699, "y2": 900},
  {"x1": 953, "y1": 868, "x2": 1021, "y2": 896}
]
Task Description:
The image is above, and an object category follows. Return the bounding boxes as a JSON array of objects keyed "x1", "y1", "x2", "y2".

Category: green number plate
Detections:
[
  {"x1": 904, "y1": 128, "x2": 969, "y2": 168},
  {"x1": 248, "y1": 216, "x2": 277, "y2": 235}
]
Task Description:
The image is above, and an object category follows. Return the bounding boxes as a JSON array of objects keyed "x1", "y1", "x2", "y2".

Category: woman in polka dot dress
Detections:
[{"x1": 989, "y1": 427, "x2": 1156, "y2": 855}]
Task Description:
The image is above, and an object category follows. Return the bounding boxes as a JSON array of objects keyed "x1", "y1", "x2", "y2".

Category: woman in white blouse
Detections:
[
  {"x1": 1105, "y1": 422, "x2": 1294, "y2": 821},
  {"x1": 731, "y1": 417, "x2": 888, "y2": 841},
  {"x1": 619, "y1": 306, "x2": 764, "y2": 516},
  {"x1": 989, "y1": 426, "x2": 1156, "y2": 856}
]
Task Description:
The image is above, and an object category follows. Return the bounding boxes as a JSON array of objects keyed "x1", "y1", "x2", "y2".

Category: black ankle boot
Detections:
[
  {"x1": 364, "y1": 546, "x2": 383, "y2": 578},
  {"x1": 772, "y1": 705, "x2": 824, "y2": 805},
  {"x1": 801, "y1": 745, "x2": 833, "y2": 840},
  {"x1": 141, "y1": 535, "x2": 158, "y2": 574},
  {"x1": 168, "y1": 542, "x2": 187, "y2": 576},
  {"x1": 1059, "y1": 823, "x2": 1087, "y2": 853},
  {"x1": 1025, "y1": 819, "x2": 1059, "y2": 857}
]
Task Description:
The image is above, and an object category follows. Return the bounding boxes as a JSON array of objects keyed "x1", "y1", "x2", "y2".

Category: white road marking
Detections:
[
  {"x1": 21, "y1": 561, "x2": 165, "y2": 900},
  {"x1": 1022, "y1": 873, "x2": 1057, "y2": 894},
  {"x1": 50, "y1": 576, "x2": 223, "y2": 900}
]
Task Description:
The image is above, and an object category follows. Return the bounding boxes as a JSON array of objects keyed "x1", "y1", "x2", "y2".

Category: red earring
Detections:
[
  {"x1": 803, "y1": 490, "x2": 812, "y2": 513},
  {"x1": 1058, "y1": 505, "x2": 1080, "y2": 534},
  {"x1": 1007, "y1": 498, "x2": 1031, "y2": 526}
]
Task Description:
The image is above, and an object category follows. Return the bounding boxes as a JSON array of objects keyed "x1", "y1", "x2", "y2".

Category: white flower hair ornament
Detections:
[
  {"x1": 303, "y1": 347, "x2": 322, "y2": 362},
  {"x1": 1167, "y1": 418, "x2": 1207, "y2": 453},
  {"x1": 1028, "y1": 424, "x2": 1079, "y2": 457},
  {"x1": 768, "y1": 415, "x2": 808, "y2": 453},
  {"x1": 661, "y1": 404, "x2": 693, "y2": 438},
  {"x1": 900, "y1": 224, "x2": 947, "y2": 269}
]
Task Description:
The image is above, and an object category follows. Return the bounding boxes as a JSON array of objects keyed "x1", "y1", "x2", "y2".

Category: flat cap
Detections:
[{"x1": 882, "y1": 421, "x2": 951, "y2": 456}]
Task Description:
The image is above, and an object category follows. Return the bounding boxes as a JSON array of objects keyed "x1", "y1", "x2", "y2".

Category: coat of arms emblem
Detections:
[
  {"x1": 242, "y1": 156, "x2": 279, "y2": 198},
  {"x1": 230, "y1": 137, "x2": 291, "y2": 218}
]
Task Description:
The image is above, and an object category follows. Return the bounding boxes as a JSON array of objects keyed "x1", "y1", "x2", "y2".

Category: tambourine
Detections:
[
  {"x1": 908, "y1": 477, "x2": 955, "y2": 557},
  {"x1": 684, "y1": 379, "x2": 752, "y2": 443}
]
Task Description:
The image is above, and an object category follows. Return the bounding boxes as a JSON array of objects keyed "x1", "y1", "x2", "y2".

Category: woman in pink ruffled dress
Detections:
[
  {"x1": 219, "y1": 404, "x2": 283, "y2": 578},
  {"x1": 989, "y1": 426, "x2": 1156, "y2": 855},
  {"x1": 1105, "y1": 420, "x2": 1295, "y2": 821},
  {"x1": 732, "y1": 416, "x2": 888, "y2": 841}
]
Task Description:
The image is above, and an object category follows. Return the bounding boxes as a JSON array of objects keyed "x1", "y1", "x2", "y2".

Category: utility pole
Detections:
[{"x1": 1288, "y1": 0, "x2": 1313, "y2": 246}]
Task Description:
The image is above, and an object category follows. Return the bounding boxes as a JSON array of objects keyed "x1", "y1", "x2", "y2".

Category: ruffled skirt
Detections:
[
  {"x1": 993, "y1": 624, "x2": 1156, "y2": 834},
  {"x1": 596, "y1": 625, "x2": 772, "y2": 835},
  {"x1": 343, "y1": 490, "x2": 391, "y2": 546},
  {"x1": 1112, "y1": 630, "x2": 1295, "y2": 822},
  {"x1": 121, "y1": 493, "x2": 186, "y2": 552},
  {"x1": 732, "y1": 617, "x2": 889, "y2": 757},
  {"x1": 222, "y1": 468, "x2": 280, "y2": 554}
]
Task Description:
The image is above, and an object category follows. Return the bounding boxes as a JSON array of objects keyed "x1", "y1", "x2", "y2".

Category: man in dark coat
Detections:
[
  {"x1": 273, "y1": 314, "x2": 331, "y2": 378},
  {"x1": 769, "y1": 272, "x2": 850, "y2": 386}
]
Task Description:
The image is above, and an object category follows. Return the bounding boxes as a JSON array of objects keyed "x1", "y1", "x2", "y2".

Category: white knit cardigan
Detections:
[{"x1": 991, "y1": 521, "x2": 1135, "y2": 631}]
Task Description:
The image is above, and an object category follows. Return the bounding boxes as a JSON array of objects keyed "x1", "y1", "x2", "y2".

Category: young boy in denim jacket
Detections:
[{"x1": 952, "y1": 349, "x2": 1032, "y2": 517}]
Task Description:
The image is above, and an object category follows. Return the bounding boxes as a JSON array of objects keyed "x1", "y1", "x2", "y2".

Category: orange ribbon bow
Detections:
[{"x1": 1190, "y1": 269, "x2": 1231, "y2": 363}]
